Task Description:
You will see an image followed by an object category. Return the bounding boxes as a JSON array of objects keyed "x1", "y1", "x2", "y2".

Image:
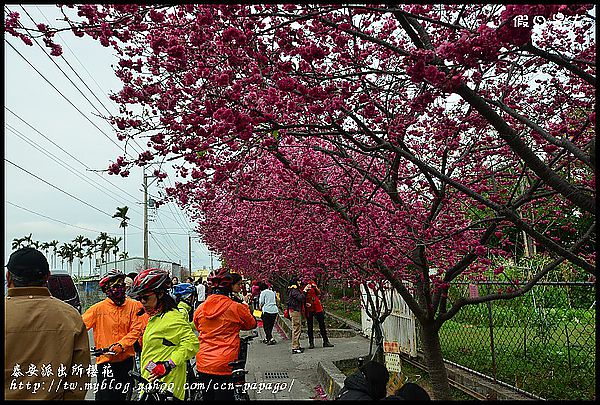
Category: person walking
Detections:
[
  {"x1": 303, "y1": 278, "x2": 334, "y2": 349},
  {"x1": 195, "y1": 277, "x2": 206, "y2": 309},
  {"x1": 128, "y1": 269, "x2": 199, "y2": 401},
  {"x1": 83, "y1": 269, "x2": 146, "y2": 400},
  {"x1": 259, "y1": 282, "x2": 279, "y2": 345},
  {"x1": 287, "y1": 277, "x2": 306, "y2": 354},
  {"x1": 4, "y1": 247, "x2": 90, "y2": 400},
  {"x1": 193, "y1": 268, "x2": 257, "y2": 401}
]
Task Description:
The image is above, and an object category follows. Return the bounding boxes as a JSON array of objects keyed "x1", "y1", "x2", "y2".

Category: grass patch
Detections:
[
  {"x1": 440, "y1": 319, "x2": 595, "y2": 400},
  {"x1": 323, "y1": 297, "x2": 361, "y2": 324}
]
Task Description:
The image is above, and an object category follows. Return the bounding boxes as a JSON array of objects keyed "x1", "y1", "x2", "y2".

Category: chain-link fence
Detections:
[{"x1": 434, "y1": 281, "x2": 595, "y2": 400}]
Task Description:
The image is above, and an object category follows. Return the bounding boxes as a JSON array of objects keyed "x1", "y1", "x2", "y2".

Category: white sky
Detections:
[{"x1": 4, "y1": 4, "x2": 213, "y2": 276}]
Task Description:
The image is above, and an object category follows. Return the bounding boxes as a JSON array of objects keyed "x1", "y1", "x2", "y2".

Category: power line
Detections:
[
  {"x1": 5, "y1": 158, "x2": 145, "y2": 229},
  {"x1": 5, "y1": 106, "x2": 142, "y2": 206},
  {"x1": 35, "y1": 5, "x2": 115, "y2": 112},
  {"x1": 155, "y1": 211, "x2": 186, "y2": 256},
  {"x1": 6, "y1": 123, "x2": 144, "y2": 216},
  {"x1": 6, "y1": 200, "x2": 122, "y2": 235},
  {"x1": 5, "y1": 38, "x2": 134, "y2": 158},
  {"x1": 148, "y1": 231, "x2": 177, "y2": 263},
  {"x1": 30, "y1": 5, "x2": 148, "y2": 154},
  {"x1": 16, "y1": 5, "x2": 147, "y2": 156}
]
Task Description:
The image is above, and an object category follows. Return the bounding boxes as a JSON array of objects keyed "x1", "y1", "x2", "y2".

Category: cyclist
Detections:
[
  {"x1": 193, "y1": 268, "x2": 257, "y2": 400},
  {"x1": 128, "y1": 268, "x2": 199, "y2": 401},
  {"x1": 173, "y1": 282, "x2": 196, "y2": 322},
  {"x1": 82, "y1": 269, "x2": 146, "y2": 400}
]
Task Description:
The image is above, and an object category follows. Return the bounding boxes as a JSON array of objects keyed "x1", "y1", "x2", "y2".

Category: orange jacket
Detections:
[
  {"x1": 193, "y1": 294, "x2": 257, "y2": 375},
  {"x1": 82, "y1": 297, "x2": 146, "y2": 364}
]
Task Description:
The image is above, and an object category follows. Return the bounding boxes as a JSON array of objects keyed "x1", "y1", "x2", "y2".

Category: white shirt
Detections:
[
  {"x1": 259, "y1": 289, "x2": 278, "y2": 314},
  {"x1": 196, "y1": 283, "x2": 206, "y2": 302}
]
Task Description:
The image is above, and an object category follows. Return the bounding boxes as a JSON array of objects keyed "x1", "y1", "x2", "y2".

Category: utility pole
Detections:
[
  {"x1": 142, "y1": 169, "x2": 157, "y2": 270},
  {"x1": 210, "y1": 251, "x2": 213, "y2": 270},
  {"x1": 188, "y1": 234, "x2": 192, "y2": 279},
  {"x1": 143, "y1": 172, "x2": 149, "y2": 269}
]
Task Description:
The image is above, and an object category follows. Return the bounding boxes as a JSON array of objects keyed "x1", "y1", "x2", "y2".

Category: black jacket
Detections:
[
  {"x1": 336, "y1": 371, "x2": 374, "y2": 400},
  {"x1": 286, "y1": 286, "x2": 305, "y2": 311}
]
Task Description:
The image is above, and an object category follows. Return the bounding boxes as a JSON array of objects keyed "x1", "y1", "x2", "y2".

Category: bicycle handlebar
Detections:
[{"x1": 91, "y1": 346, "x2": 116, "y2": 356}]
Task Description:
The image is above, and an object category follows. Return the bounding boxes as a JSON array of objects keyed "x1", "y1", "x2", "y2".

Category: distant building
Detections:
[
  {"x1": 95, "y1": 257, "x2": 191, "y2": 280},
  {"x1": 192, "y1": 266, "x2": 210, "y2": 282}
]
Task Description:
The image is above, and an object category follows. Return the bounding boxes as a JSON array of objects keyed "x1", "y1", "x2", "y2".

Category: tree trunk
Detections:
[{"x1": 420, "y1": 323, "x2": 452, "y2": 400}]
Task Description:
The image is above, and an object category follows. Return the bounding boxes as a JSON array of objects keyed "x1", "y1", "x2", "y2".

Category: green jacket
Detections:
[
  {"x1": 177, "y1": 300, "x2": 193, "y2": 323},
  {"x1": 140, "y1": 308, "x2": 199, "y2": 400}
]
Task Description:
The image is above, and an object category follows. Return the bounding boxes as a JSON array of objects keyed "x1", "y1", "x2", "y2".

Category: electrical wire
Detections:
[
  {"x1": 6, "y1": 123, "x2": 144, "y2": 216},
  {"x1": 5, "y1": 106, "x2": 142, "y2": 205},
  {"x1": 5, "y1": 39, "x2": 133, "y2": 158},
  {"x1": 35, "y1": 5, "x2": 115, "y2": 112},
  {"x1": 31, "y1": 5, "x2": 148, "y2": 154},
  {"x1": 6, "y1": 200, "x2": 122, "y2": 235},
  {"x1": 17, "y1": 5, "x2": 147, "y2": 156},
  {"x1": 5, "y1": 158, "x2": 144, "y2": 230}
]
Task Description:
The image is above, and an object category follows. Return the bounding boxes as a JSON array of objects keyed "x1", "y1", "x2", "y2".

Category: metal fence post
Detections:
[
  {"x1": 564, "y1": 323, "x2": 572, "y2": 375},
  {"x1": 487, "y1": 300, "x2": 497, "y2": 382}
]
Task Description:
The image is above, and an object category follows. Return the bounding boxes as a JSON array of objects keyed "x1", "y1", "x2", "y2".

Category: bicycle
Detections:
[
  {"x1": 229, "y1": 329, "x2": 259, "y2": 401},
  {"x1": 128, "y1": 370, "x2": 177, "y2": 401},
  {"x1": 125, "y1": 345, "x2": 143, "y2": 401},
  {"x1": 91, "y1": 346, "x2": 138, "y2": 400}
]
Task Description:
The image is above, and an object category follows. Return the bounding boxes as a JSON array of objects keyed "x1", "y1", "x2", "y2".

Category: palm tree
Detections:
[
  {"x1": 58, "y1": 243, "x2": 75, "y2": 274},
  {"x1": 96, "y1": 232, "x2": 109, "y2": 265},
  {"x1": 73, "y1": 245, "x2": 83, "y2": 279},
  {"x1": 108, "y1": 236, "x2": 122, "y2": 265},
  {"x1": 113, "y1": 206, "x2": 130, "y2": 272},
  {"x1": 40, "y1": 242, "x2": 51, "y2": 263},
  {"x1": 72, "y1": 235, "x2": 88, "y2": 278},
  {"x1": 22, "y1": 233, "x2": 34, "y2": 248},
  {"x1": 119, "y1": 251, "x2": 129, "y2": 271},
  {"x1": 85, "y1": 245, "x2": 95, "y2": 277},
  {"x1": 49, "y1": 240, "x2": 59, "y2": 268},
  {"x1": 11, "y1": 237, "x2": 26, "y2": 250},
  {"x1": 66, "y1": 243, "x2": 76, "y2": 276}
]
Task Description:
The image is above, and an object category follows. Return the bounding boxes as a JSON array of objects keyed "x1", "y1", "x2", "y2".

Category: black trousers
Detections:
[
  {"x1": 196, "y1": 372, "x2": 235, "y2": 401},
  {"x1": 306, "y1": 311, "x2": 329, "y2": 344},
  {"x1": 261, "y1": 312, "x2": 277, "y2": 341},
  {"x1": 96, "y1": 356, "x2": 134, "y2": 400}
]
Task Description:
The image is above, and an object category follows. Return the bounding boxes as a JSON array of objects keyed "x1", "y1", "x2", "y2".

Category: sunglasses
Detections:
[
  {"x1": 108, "y1": 279, "x2": 125, "y2": 288},
  {"x1": 138, "y1": 293, "x2": 155, "y2": 302}
]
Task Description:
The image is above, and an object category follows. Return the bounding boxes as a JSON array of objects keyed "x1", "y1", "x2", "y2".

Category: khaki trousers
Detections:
[{"x1": 290, "y1": 309, "x2": 302, "y2": 349}]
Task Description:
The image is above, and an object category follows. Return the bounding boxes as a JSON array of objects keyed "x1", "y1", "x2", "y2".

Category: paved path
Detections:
[
  {"x1": 245, "y1": 318, "x2": 370, "y2": 400},
  {"x1": 84, "y1": 315, "x2": 370, "y2": 400}
]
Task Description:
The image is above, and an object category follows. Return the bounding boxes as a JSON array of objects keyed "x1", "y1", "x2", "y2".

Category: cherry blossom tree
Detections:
[{"x1": 7, "y1": 4, "x2": 595, "y2": 398}]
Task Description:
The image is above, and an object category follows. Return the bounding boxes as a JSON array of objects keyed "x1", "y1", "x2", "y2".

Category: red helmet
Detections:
[
  {"x1": 99, "y1": 269, "x2": 125, "y2": 290},
  {"x1": 207, "y1": 268, "x2": 233, "y2": 290},
  {"x1": 127, "y1": 268, "x2": 171, "y2": 299}
]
